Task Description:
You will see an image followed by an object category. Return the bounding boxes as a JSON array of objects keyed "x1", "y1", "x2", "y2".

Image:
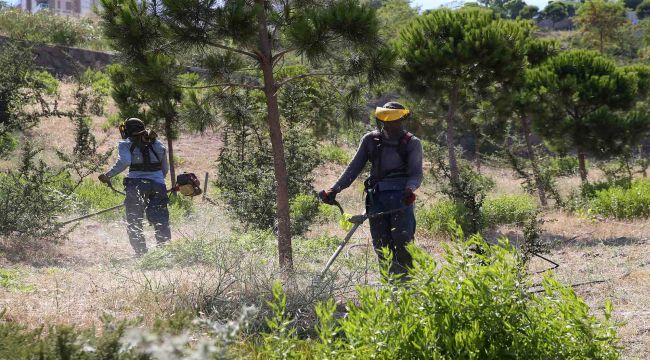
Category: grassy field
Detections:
[{"x1": 0, "y1": 83, "x2": 648, "y2": 358}]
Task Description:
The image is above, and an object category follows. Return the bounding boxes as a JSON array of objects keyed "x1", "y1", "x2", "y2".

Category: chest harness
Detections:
[
  {"x1": 128, "y1": 136, "x2": 162, "y2": 172},
  {"x1": 364, "y1": 130, "x2": 414, "y2": 191}
]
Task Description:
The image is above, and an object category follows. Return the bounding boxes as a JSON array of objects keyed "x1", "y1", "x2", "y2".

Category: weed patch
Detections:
[
  {"x1": 589, "y1": 179, "x2": 650, "y2": 219},
  {"x1": 318, "y1": 143, "x2": 352, "y2": 165},
  {"x1": 0, "y1": 268, "x2": 34, "y2": 292},
  {"x1": 482, "y1": 194, "x2": 539, "y2": 227}
]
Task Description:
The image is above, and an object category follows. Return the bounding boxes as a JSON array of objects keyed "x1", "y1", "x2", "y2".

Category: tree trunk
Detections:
[
  {"x1": 578, "y1": 149, "x2": 588, "y2": 184},
  {"x1": 257, "y1": 0, "x2": 293, "y2": 272},
  {"x1": 446, "y1": 85, "x2": 460, "y2": 185},
  {"x1": 474, "y1": 132, "x2": 481, "y2": 174},
  {"x1": 165, "y1": 119, "x2": 176, "y2": 189},
  {"x1": 521, "y1": 114, "x2": 547, "y2": 207},
  {"x1": 599, "y1": 30, "x2": 604, "y2": 54}
]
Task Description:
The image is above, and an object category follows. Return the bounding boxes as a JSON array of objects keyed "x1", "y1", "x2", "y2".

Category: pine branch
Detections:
[
  {"x1": 276, "y1": 72, "x2": 340, "y2": 88},
  {"x1": 205, "y1": 40, "x2": 260, "y2": 61},
  {"x1": 178, "y1": 82, "x2": 262, "y2": 90},
  {"x1": 272, "y1": 49, "x2": 294, "y2": 67}
]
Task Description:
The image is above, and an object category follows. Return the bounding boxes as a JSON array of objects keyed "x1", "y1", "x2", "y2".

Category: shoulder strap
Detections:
[
  {"x1": 368, "y1": 131, "x2": 383, "y2": 179},
  {"x1": 397, "y1": 132, "x2": 413, "y2": 164}
]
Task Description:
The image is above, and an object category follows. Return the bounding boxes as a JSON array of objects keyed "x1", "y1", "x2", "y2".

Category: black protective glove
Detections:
[
  {"x1": 98, "y1": 173, "x2": 111, "y2": 185},
  {"x1": 402, "y1": 188, "x2": 416, "y2": 206},
  {"x1": 318, "y1": 188, "x2": 338, "y2": 205}
]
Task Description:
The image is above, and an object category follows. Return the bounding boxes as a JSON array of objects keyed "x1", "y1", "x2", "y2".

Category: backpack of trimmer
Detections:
[{"x1": 176, "y1": 172, "x2": 202, "y2": 197}]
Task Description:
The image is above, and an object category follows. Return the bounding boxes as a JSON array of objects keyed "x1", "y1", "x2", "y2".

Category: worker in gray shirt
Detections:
[
  {"x1": 319, "y1": 102, "x2": 423, "y2": 276},
  {"x1": 99, "y1": 118, "x2": 170, "y2": 256}
]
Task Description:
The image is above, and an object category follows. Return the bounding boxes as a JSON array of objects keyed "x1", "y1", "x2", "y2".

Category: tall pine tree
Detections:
[{"x1": 100, "y1": 0, "x2": 391, "y2": 271}]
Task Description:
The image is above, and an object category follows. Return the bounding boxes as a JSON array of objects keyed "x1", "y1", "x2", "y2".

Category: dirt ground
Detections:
[{"x1": 1, "y1": 85, "x2": 648, "y2": 358}]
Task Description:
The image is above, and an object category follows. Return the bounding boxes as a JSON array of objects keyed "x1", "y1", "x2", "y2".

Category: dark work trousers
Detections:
[
  {"x1": 123, "y1": 178, "x2": 171, "y2": 255},
  {"x1": 366, "y1": 189, "x2": 415, "y2": 276}
]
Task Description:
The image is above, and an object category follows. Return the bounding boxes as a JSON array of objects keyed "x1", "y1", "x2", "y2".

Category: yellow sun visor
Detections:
[{"x1": 375, "y1": 107, "x2": 410, "y2": 122}]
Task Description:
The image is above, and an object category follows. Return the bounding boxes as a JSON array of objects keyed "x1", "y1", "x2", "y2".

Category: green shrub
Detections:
[
  {"x1": 417, "y1": 199, "x2": 470, "y2": 235},
  {"x1": 0, "y1": 133, "x2": 17, "y2": 158},
  {"x1": 318, "y1": 143, "x2": 352, "y2": 165},
  {"x1": 0, "y1": 144, "x2": 75, "y2": 242},
  {"x1": 317, "y1": 202, "x2": 341, "y2": 223},
  {"x1": 79, "y1": 69, "x2": 111, "y2": 115},
  {"x1": 590, "y1": 179, "x2": 650, "y2": 219},
  {"x1": 259, "y1": 232, "x2": 620, "y2": 359},
  {"x1": 30, "y1": 70, "x2": 59, "y2": 96},
  {"x1": 0, "y1": 268, "x2": 35, "y2": 292},
  {"x1": 217, "y1": 126, "x2": 321, "y2": 234},
  {"x1": 82, "y1": 69, "x2": 111, "y2": 97},
  {"x1": 290, "y1": 194, "x2": 321, "y2": 236},
  {"x1": 418, "y1": 194, "x2": 538, "y2": 235},
  {"x1": 0, "y1": 9, "x2": 106, "y2": 49},
  {"x1": 0, "y1": 314, "x2": 137, "y2": 359},
  {"x1": 103, "y1": 114, "x2": 123, "y2": 131},
  {"x1": 482, "y1": 194, "x2": 538, "y2": 228},
  {"x1": 544, "y1": 155, "x2": 580, "y2": 177},
  {"x1": 294, "y1": 234, "x2": 340, "y2": 253},
  {"x1": 72, "y1": 178, "x2": 124, "y2": 221},
  {"x1": 168, "y1": 193, "x2": 194, "y2": 225}
]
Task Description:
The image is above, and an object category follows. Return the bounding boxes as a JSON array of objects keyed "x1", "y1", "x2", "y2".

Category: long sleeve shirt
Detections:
[
  {"x1": 332, "y1": 131, "x2": 423, "y2": 192},
  {"x1": 105, "y1": 138, "x2": 168, "y2": 185}
]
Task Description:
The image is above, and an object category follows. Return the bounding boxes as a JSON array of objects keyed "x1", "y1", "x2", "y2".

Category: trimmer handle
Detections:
[{"x1": 331, "y1": 200, "x2": 345, "y2": 215}]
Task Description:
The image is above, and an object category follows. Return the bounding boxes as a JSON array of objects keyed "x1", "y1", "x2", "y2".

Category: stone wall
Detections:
[{"x1": 0, "y1": 35, "x2": 114, "y2": 77}]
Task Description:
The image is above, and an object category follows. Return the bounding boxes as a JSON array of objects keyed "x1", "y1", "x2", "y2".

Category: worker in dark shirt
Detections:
[
  {"x1": 99, "y1": 118, "x2": 170, "y2": 256},
  {"x1": 319, "y1": 102, "x2": 423, "y2": 276}
]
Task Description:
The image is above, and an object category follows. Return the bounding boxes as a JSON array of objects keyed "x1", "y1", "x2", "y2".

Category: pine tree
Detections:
[
  {"x1": 100, "y1": 3, "x2": 184, "y2": 188},
  {"x1": 100, "y1": 0, "x2": 390, "y2": 271},
  {"x1": 528, "y1": 50, "x2": 650, "y2": 183},
  {"x1": 398, "y1": 8, "x2": 530, "y2": 185}
]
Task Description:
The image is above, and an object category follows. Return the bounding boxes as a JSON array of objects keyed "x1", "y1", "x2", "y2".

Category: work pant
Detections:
[
  {"x1": 124, "y1": 178, "x2": 171, "y2": 255},
  {"x1": 366, "y1": 189, "x2": 415, "y2": 276}
]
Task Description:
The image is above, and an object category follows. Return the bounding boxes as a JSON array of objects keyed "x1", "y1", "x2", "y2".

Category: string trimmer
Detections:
[
  {"x1": 318, "y1": 200, "x2": 407, "y2": 279},
  {"x1": 317, "y1": 200, "x2": 559, "y2": 280},
  {"x1": 60, "y1": 172, "x2": 203, "y2": 225}
]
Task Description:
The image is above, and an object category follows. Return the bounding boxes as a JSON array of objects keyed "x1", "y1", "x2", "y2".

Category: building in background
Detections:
[{"x1": 20, "y1": 0, "x2": 98, "y2": 17}]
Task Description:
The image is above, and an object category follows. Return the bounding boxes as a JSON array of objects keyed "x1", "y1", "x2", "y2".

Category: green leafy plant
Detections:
[
  {"x1": 417, "y1": 199, "x2": 469, "y2": 235},
  {"x1": 0, "y1": 43, "x2": 59, "y2": 158},
  {"x1": 72, "y1": 178, "x2": 124, "y2": 221},
  {"x1": 217, "y1": 124, "x2": 321, "y2": 236},
  {"x1": 258, "y1": 230, "x2": 620, "y2": 359},
  {"x1": 318, "y1": 143, "x2": 352, "y2": 166},
  {"x1": 0, "y1": 144, "x2": 75, "y2": 244},
  {"x1": 0, "y1": 269, "x2": 35, "y2": 292},
  {"x1": 589, "y1": 179, "x2": 650, "y2": 219},
  {"x1": 290, "y1": 194, "x2": 321, "y2": 236},
  {"x1": 0, "y1": 8, "x2": 106, "y2": 49},
  {"x1": 545, "y1": 155, "x2": 580, "y2": 177},
  {"x1": 482, "y1": 194, "x2": 538, "y2": 227}
]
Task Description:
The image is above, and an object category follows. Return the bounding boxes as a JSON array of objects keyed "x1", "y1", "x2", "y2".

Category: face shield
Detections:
[{"x1": 375, "y1": 107, "x2": 410, "y2": 137}]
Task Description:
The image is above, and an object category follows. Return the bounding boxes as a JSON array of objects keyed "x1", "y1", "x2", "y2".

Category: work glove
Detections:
[
  {"x1": 98, "y1": 173, "x2": 111, "y2": 184},
  {"x1": 402, "y1": 188, "x2": 416, "y2": 206},
  {"x1": 318, "y1": 188, "x2": 338, "y2": 205}
]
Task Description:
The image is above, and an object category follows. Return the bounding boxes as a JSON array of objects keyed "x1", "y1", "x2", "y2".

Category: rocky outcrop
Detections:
[{"x1": 0, "y1": 35, "x2": 113, "y2": 76}]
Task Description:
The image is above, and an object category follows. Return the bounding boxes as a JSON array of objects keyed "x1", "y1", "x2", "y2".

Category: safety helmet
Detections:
[
  {"x1": 119, "y1": 118, "x2": 146, "y2": 139},
  {"x1": 375, "y1": 102, "x2": 411, "y2": 122}
]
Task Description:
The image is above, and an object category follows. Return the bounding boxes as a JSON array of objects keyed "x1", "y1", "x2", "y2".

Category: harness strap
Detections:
[
  {"x1": 129, "y1": 140, "x2": 162, "y2": 172},
  {"x1": 368, "y1": 130, "x2": 413, "y2": 184}
]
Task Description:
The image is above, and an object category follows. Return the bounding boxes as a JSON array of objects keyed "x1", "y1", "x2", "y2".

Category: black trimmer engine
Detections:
[{"x1": 176, "y1": 172, "x2": 202, "y2": 197}]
